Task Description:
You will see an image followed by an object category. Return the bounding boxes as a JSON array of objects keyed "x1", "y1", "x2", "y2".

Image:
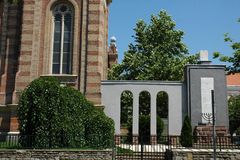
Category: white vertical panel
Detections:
[
  {"x1": 201, "y1": 77, "x2": 214, "y2": 123},
  {"x1": 132, "y1": 92, "x2": 139, "y2": 135},
  {"x1": 150, "y1": 93, "x2": 156, "y2": 135}
]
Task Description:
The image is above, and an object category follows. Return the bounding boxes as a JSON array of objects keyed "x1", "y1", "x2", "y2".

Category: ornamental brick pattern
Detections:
[
  {"x1": 195, "y1": 125, "x2": 230, "y2": 145},
  {"x1": 0, "y1": 0, "x2": 112, "y2": 133}
]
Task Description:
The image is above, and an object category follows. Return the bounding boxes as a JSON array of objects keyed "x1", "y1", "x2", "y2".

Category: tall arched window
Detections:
[{"x1": 52, "y1": 3, "x2": 73, "y2": 74}]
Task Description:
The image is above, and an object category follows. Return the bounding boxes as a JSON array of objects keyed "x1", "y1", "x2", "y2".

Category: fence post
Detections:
[
  {"x1": 219, "y1": 136, "x2": 222, "y2": 151},
  {"x1": 112, "y1": 135, "x2": 115, "y2": 160},
  {"x1": 211, "y1": 90, "x2": 217, "y2": 160},
  {"x1": 140, "y1": 136, "x2": 143, "y2": 160},
  {"x1": 168, "y1": 135, "x2": 171, "y2": 150}
]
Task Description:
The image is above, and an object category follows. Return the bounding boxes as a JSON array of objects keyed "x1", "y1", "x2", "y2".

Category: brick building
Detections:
[{"x1": 0, "y1": 0, "x2": 117, "y2": 133}]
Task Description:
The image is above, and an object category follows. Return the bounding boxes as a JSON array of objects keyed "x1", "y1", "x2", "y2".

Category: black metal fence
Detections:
[
  {"x1": 0, "y1": 134, "x2": 114, "y2": 149},
  {"x1": 114, "y1": 135, "x2": 240, "y2": 160},
  {"x1": 0, "y1": 134, "x2": 239, "y2": 150},
  {"x1": 167, "y1": 135, "x2": 240, "y2": 150},
  {"x1": 115, "y1": 136, "x2": 168, "y2": 160}
]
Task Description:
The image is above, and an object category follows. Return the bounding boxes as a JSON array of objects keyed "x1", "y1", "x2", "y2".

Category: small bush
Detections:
[
  {"x1": 18, "y1": 77, "x2": 114, "y2": 149},
  {"x1": 127, "y1": 115, "x2": 164, "y2": 144},
  {"x1": 180, "y1": 115, "x2": 192, "y2": 147},
  {"x1": 236, "y1": 127, "x2": 240, "y2": 135}
]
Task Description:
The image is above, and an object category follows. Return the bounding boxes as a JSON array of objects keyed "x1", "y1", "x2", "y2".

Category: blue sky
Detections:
[{"x1": 108, "y1": 0, "x2": 240, "y2": 64}]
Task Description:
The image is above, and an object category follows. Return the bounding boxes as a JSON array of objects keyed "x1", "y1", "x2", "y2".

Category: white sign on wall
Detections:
[{"x1": 201, "y1": 77, "x2": 214, "y2": 124}]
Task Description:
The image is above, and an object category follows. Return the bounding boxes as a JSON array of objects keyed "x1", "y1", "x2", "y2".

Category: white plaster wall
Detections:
[{"x1": 101, "y1": 81, "x2": 184, "y2": 136}]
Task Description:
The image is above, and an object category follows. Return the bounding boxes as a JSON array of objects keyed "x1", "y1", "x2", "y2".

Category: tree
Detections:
[
  {"x1": 157, "y1": 92, "x2": 168, "y2": 118},
  {"x1": 213, "y1": 19, "x2": 240, "y2": 74},
  {"x1": 18, "y1": 77, "x2": 114, "y2": 149},
  {"x1": 120, "y1": 91, "x2": 133, "y2": 125},
  {"x1": 109, "y1": 10, "x2": 198, "y2": 128},
  {"x1": 109, "y1": 10, "x2": 198, "y2": 81},
  {"x1": 228, "y1": 95, "x2": 240, "y2": 135},
  {"x1": 180, "y1": 115, "x2": 193, "y2": 147}
]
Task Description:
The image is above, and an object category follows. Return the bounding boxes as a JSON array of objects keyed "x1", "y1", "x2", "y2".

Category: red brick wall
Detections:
[
  {"x1": 0, "y1": 2, "x2": 21, "y2": 105},
  {"x1": 227, "y1": 73, "x2": 240, "y2": 86}
]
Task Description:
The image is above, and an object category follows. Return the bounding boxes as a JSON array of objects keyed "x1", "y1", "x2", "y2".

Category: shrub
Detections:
[
  {"x1": 180, "y1": 115, "x2": 192, "y2": 147},
  {"x1": 85, "y1": 109, "x2": 114, "y2": 148},
  {"x1": 18, "y1": 77, "x2": 114, "y2": 149},
  {"x1": 236, "y1": 127, "x2": 240, "y2": 135},
  {"x1": 127, "y1": 115, "x2": 164, "y2": 144},
  {"x1": 18, "y1": 77, "x2": 64, "y2": 148}
]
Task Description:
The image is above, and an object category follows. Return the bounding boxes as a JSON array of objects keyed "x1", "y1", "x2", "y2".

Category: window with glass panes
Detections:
[{"x1": 52, "y1": 4, "x2": 73, "y2": 74}]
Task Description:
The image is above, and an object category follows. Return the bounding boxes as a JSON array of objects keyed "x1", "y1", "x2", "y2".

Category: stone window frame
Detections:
[
  {"x1": 43, "y1": 0, "x2": 80, "y2": 76},
  {"x1": 51, "y1": 3, "x2": 74, "y2": 74}
]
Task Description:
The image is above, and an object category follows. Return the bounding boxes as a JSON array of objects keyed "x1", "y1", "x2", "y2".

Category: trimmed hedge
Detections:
[{"x1": 18, "y1": 77, "x2": 114, "y2": 149}]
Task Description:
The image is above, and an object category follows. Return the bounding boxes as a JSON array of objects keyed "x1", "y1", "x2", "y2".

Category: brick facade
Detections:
[{"x1": 0, "y1": 0, "x2": 112, "y2": 132}]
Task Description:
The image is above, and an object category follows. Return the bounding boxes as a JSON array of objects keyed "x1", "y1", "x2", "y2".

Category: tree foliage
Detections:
[
  {"x1": 120, "y1": 91, "x2": 133, "y2": 125},
  {"x1": 180, "y1": 115, "x2": 192, "y2": 147},
  {"x1": 157, "y1": 92, "x2": 168, "y2": 118},
  {"x1": 228, "y1": 95, "x2": 240, "y2": 135},
  {"x1": 108, "y1": 10, "x2": 198, "y2": 81},
  {"x1": 18, "y1": 77, "x2": 114, "y2": 149},
  {"x1": 7, "y1": 0, "x2": 20, "y2": 4},
  {"x1": 213, "y1": 19, "x2": 240, "y2": 74}
]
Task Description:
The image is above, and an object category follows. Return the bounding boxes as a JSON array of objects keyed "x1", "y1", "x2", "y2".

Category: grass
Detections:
[
  {"x1": 0, "y1": 141, "x2": 19, "y2": 149},
  {"x1": 116, "y1": 146, "x2": 133, "y2": 154},
  {"x1": 0, "y1": 141, "x2": 112, "y2": 150}
]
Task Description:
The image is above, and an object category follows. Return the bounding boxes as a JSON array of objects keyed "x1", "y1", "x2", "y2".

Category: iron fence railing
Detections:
[
  {"x1": 0, "y1": 134, "x2": 239, "y2": 150},
  {"x1": 115, "y1": 135, "x2": 240, "y2": 150},
  {"x1": 114, "y1": 135, "x2": 240, "y2": 160},
  {"x1": 0, "y1": 134, "x2": 114, "y2": 149},
  {"x1": 168, "y1": 135, "x2": 240, "y2": 150}
]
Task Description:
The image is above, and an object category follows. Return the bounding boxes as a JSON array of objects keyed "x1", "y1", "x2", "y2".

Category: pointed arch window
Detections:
[{"x1": 52, "y1": 3, "x2": 73, "y2": 74}]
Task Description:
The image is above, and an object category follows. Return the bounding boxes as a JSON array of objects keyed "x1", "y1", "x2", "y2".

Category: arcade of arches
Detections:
[
  {"x1": 102, "y1": 64, "x2": 229, "y2": 144},
  {"x1": 120, "y1": 90, "x2": 169, "y2": 143}
]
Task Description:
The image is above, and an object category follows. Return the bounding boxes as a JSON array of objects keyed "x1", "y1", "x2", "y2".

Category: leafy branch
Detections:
[{"x1": 213, "y1": 19, "x2": 240, "y2": 74}]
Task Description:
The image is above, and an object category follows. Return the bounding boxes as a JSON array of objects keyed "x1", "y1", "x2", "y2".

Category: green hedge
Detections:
[{"x1": 18, "y1": 77, "x2": 114, "y2": 149}]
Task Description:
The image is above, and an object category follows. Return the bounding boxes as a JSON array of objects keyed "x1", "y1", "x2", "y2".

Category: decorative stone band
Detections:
[
  {"x1": 40, "y1": 74, "x2": 78, "y2": 86},
  {"x1": 0, "y1": 150, "x2": 113, "y2": 160},
  {"x1": 171, "y1": 149, "x2": 240, "y2": 160}
]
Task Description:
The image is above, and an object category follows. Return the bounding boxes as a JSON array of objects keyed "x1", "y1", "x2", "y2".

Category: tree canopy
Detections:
[
  {"x1": 108, "y1": 10, "x2": 198, "y2": 81},
  {"x1": 213, "y1": 19, "x2": 240, "y2": 74}
]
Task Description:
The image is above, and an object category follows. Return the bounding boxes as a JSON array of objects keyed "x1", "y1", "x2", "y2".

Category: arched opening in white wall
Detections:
[
  {"x1": 139, "y1": 91, "x2": 151, "y2": 143},
  {"x1": 157, "y1": 91, "x2": 169, "y2": 139},
  {"x1": 120, "y1": 91, "x2": 133, "y2": 136}
]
